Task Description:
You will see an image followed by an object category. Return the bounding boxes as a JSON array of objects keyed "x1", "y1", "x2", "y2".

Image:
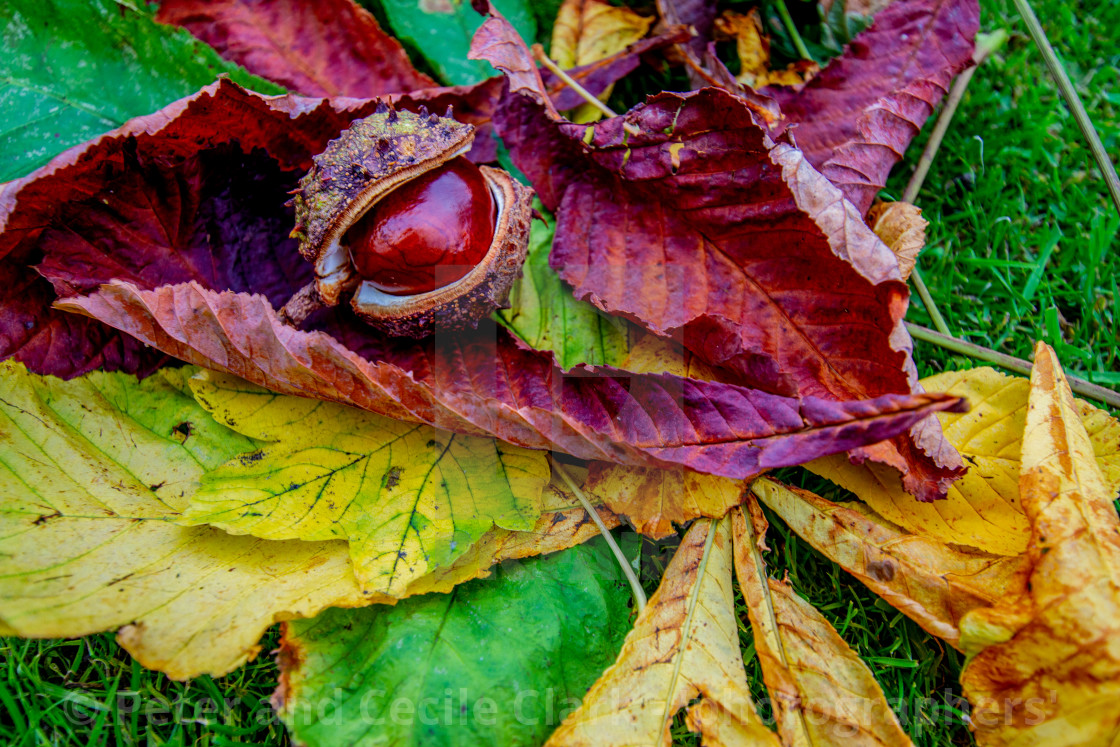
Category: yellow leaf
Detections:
[
  {"x1": 714, "y1": 10, "x2": 819, "y2": 90},
  {"x1": 551, "y1": 0, "x2": 652, "y2": 123},
  {"x1": 867, "y1": 201, "x2": 926, "y2": 280},
  {"x1": 733, "y1": 498, "x2": 913, "y2": 746},
  {"x1": 960, "y1": 343, "x2": 1120, "y2": 745},
  {"x1": 546, "y1": 516, "x2": 779, "y2": 747},
  {"x1": 586, "y1": 463, "x2": 744, "y2": 538},
  {"x1": 621, "y1": 331, "x2": 719, "y2": 381},
  {"x1": 180, "y1": 369, "x2": 549, "y2": 597},
  {"x1": 752, "y1": 477, "x2": 1025, "y2": 649},
  {"x1": 0, "y1": 361, "x2": 368, "y2": 680},
  {"x1": 806, "y1": 367, "x2": 1120, "y2": 556}
]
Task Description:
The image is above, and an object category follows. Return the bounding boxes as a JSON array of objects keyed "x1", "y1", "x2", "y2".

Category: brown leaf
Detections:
[
  {"x1": 867, "y1": 201, "x2": 926, "y2": 280},
  {"x1": 733, "y1": 500, "x2": 913, "y2": 746},
  {"x1": 156, "y1": 0, "x2": 435, "y2": 97},
  {"x1": 471, "y1": 14, "x2": 964, "y2": 500},
  {"x1": 769, "y1": 0, "x2": 979, "y2": 214},
  {"x1": 586, "y1": 463, "x2": 743, "y2": 538},
  {"x1": 959, "y1": 343, "x2": 1120, "y2": 744},
  {"x1": 752, "y1": 477, "x2": 1026, "y2": 649},
  {"x1": 545, "y1": 516, "x2": 779, "y2": 746}
]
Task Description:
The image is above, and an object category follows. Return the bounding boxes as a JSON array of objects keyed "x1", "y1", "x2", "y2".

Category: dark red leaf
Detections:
[
  {"x1": 768, "y1": 0, "x2": 980, "y2": 214},
  {"x1": 156, "y1": 0, "x2": 435, "y2": 97},
  {"x1": 59, "y1": 280, "x2": 966, "y2": 481},
  {"x1": 471, "y1": 12, "x2": 965, "y2": 499}
]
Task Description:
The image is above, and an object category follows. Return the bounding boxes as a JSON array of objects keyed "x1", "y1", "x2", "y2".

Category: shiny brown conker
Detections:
[{"x1": 346, "y1": 157, "x2": 497, "y2": 296}]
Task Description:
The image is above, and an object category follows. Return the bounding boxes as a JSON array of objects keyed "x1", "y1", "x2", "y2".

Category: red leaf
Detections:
[
  {"x1": 58, "y1": 280, "x2": 966, "y2": 480},
  {"x1": 156, "y1": 0, "x2": 435, "y2": 97},
  {"x1": 472, "y1": 12, "x2": 965, "y2": 499},
  {"x1": 768, "y1": 0, "x2": 980, "y2": 214}
]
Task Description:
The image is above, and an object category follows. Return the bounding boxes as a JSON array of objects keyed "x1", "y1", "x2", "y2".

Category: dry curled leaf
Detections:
[
  {"x1": 545, "y1": 516, "x2": 779, "y2": 746},
  {"x1": 752, "y1": 477, "x2": 1026, "y2": 649},
  {"x1": 959, "y1": 343, "x2": 1120, "y2": 745},
  {"x1": 733, "y1": 500, "x2": 913, "y2": 746},
  {"x1": 867, "y1": 201, "x2": 926, "y2": 280},
  {"x1": 585, "y1": 463, "x2": 743, "y2": 539}
]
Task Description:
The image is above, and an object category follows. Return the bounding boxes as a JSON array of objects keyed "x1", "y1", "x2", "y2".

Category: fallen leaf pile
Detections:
[{"x1": 2, "y1": 0, "x2": 1117, "y2": 744}]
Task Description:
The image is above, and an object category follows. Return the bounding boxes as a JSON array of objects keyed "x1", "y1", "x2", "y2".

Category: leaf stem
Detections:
[
  {"x1": 553, "y1": 460, "x2": 648, "y2": 612},
  {"x1": 903, "y1": 31, "x2": 1007, "y2": 337},
  {"x1": 1011, "y1": 0, "x2": 1120, "y2": 215},
  {"x1": 532, "y1": 45, "x2": 641, "y2": 136},
  {"x1": 906, "y1": 322, "x2": 1120, "y2": 409},
  {"x1": 775, "y1": 0, "x2": 812, "y2": 61},
  {"x1": 909, "y1": 270, "x2": 951, "y2": 336}
]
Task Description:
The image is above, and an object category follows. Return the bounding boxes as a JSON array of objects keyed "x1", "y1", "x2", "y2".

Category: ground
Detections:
[{"x1": 2, "y1": 0, "x2": 1116, "y2": 743}]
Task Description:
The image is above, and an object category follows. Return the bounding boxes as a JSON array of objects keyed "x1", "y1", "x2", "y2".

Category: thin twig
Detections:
[
  {"x1": 907, "y1": 322, "x2": 1120, "y2": 409},
  {"x1": 532, "y1": 46, "x2": 641, "y2": 137},
  {"x1": 553, "y1": 459, "x2": 648, "y2": 612},
  {"x1": 909, "y1": 270, "x2": 952, "y2": 337},
  {"x1": 775, "y1": 0, "x2": 812, "y2": 61},
  {"x1": 1011, "y1": 0, "x2": 1120, "y2": 215},
  {"x1": 904, "y1": 30, "x2": 1008, "y2": 337}
]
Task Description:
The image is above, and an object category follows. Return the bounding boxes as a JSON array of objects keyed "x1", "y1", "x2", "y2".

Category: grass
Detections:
[
  {"x1": 892, "y1": 0, "x2": 1120, "y2": 388},
  {"x1": 3, "y1": 0, "x2": 1117, "y2": 744}
]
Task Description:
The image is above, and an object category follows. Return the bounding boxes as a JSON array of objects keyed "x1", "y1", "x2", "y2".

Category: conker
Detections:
[
  {"x1": 286, "y1": 103, "x2": 533, "y2": 338},
  {"x1": 346, "y1": 157, "x2": 496, "y2": 295}
]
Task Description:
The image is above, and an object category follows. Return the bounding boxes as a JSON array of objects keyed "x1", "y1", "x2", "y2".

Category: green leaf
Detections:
[
  {"x1": 497, "y1": 209, "x2": 633, "y2": 370},
  {"x1": 277, "y1": 535, "x2": 637, "y2": 747},
  {"x1": 0, "y1": 361, "x2": 368, "y2": 680},
  {"x1": 0, "y1": 0, "x2": 283, "y2": 182},
  {"x1": 181, "y1": 369, "x2": 550, "y2": 597},
  {"x1": 370, "y1": 0, "x2": 536, "y2": 86}
]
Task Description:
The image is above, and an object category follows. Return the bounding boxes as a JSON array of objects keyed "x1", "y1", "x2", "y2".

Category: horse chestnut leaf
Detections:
[{"x1": 346, "y1": 157, "x2": 496, "y2": 295}]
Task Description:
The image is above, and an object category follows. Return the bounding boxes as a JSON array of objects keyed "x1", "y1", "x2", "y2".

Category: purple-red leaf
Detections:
[
  {"x1": 472, "y1": 11, "x2": 965, "y2": 499},
  {"x1": 156, "y1": 0, "x2": 436, "y2": 97},
  {"x1": 59, "y1": 280, "x2": 965, "y2": 480},
  {"x1": 768, "y1": 0, "x2": 980, "y2": 214}
]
